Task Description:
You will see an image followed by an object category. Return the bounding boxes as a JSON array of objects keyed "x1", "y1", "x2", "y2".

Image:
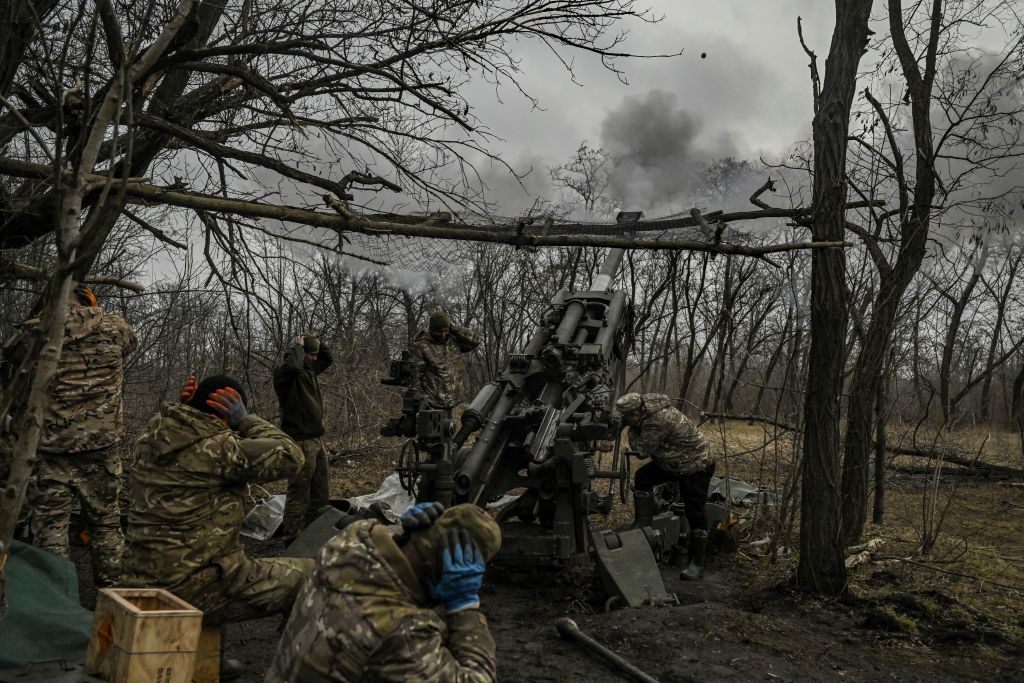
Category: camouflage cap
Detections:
[
  {"x1": 428, "y1": 310, "x2": 451, "y2": 332},
  {"x1": 615, "y1": 392, "x2": 643, "y2": 414},
  {"x1": 303, "y1": 334, "x2": 320, "y2": 353},
  {"x1": 410, "y1": 503, "x2": 501, "y2": 569}
]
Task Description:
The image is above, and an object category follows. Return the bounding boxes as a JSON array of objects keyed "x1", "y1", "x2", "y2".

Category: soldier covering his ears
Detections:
[
  {"x1": 408, "y1": 310, "x2": 480, "y2": 412},
  {"x1": 266, "y1": 502, "x2": 501, "y2": 683},
  {"x1": 122, "y1": 374, "x2": 313, "y2": 666}
]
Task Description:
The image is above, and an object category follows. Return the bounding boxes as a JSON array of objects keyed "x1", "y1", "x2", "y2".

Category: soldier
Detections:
[
  {"x1": 2, "y1": 285, "x2": 136, "y2": 587},
  {"x1": 409, "y1": 310, "x2": 480, "y2": 412},
  {"x1": 274, "y1": 333, "x2": 334, "y2": 541},
  {"x1": 615, "y1": 392, "x2": 715, "y2": 581},
  {"x1": 265, "y1": 502, "x2": 500, "y2": 683},
  {"x1": 122, "y1": 374, "x2": 312, "y2": 675}
]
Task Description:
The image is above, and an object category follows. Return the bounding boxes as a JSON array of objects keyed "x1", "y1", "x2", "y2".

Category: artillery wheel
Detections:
[{"x1": 396, "y1": 439, "x2": 423, "y2": 494}]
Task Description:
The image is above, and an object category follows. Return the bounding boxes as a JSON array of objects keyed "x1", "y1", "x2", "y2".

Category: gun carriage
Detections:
[{"x1": 384, "y1": 215, "x2": 679, "y2": 605}]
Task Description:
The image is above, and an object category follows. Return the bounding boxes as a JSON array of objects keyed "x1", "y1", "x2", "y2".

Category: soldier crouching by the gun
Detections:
[
  {"x1": 265, "y1": 502, "x2": 501, "y2": 683},
  {"x1": 409, "y1": 310, "x2": 480, "y2": 414},
  {"x1": 616, "y1": 392, "x2": 716, "y2": 581}
]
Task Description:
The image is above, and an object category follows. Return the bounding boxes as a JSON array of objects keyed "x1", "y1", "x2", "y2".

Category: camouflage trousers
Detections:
[
  {"x1": 282, "y1": 437, "x2": 329, "y2": 538},
  {"x1": 29, "y1": 447, "x2": 124, "y2": 586},
  {"x1": 168, "y1": 552, "x2": 314, "y2": 626}
]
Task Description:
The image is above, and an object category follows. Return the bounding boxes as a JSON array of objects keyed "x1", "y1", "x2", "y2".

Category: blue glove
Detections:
[
  {"x1": 401, "y1": 502, "x2": 445, "y2": 534},
  {"x1": 430, "y1": 528, "x2": 485, "y2": 613}
]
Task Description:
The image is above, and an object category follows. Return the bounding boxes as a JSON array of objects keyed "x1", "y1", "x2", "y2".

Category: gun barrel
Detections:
[
  {"x1": 590, "y1": 248, "x2": 625, "y2": 292},
  {"x1": 454, "y1": 387, "x2": 518, "y2": 498},
  {"x1": 594, "y1": 290, "x2": 627, "y2": 358},
  {"x1": 454, "y1": 381, "x2": 501, "y2": 446}
]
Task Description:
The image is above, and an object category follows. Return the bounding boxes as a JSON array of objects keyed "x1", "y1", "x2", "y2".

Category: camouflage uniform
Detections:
[
  {"x1": 10, "y1": 305, "x2": 136, "y2": 586},
  {"x1": 409, "y1": 324, "x2": 480, "y2": 410},
  {"x1": 625, "y1": 393, "x2": 715, "y2": 532},
  {"x1": 266, "y1": 519, "x2": 496, "y2": 683},
  {"x1": 625, "y1": 394, "x2": 711, "y2": 476},
  {"x1": 121, "y1": 403, "x2": 312, "y2": 625}
]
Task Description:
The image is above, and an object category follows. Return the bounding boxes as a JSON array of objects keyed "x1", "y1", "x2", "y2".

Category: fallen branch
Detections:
[
  {"x1": 0, "y1": 157, "x2": 851, "y2": 257},
  {"x1": 700, "y1": 412, "x2": 1024, "y2": 479},
  {"x1": 887, "y1": 444, "x2": 1024, "y2": 478},
  {"x1": 699, "y1": 412, "x2": 798, "y2": 432},
  {"x1": 891, "y1": 465, "x2": 1023, "y2": 478},
  {"x1": 872, "y1": 556, "x2": 1024, "y2": 593}
]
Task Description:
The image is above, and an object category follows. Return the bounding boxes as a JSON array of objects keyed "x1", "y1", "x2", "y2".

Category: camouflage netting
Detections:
[{"x1": 345, "y1": 209, "x2": 760, "y2": 272}]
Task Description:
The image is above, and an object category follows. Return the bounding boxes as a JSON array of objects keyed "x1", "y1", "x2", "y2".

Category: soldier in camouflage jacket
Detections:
[
  {"x1": 122, "y1": 375, "x2": 313, "y2": 625},
  {"x1": 266, "y1": 503, "x2": 500, "y2": 683},
  {"x1": 3, "y1": 286, "x2": 136, "y2": 586},
  {"x1": 409, "y1": 310, "x2": 480, "y2": 411},
  {"x1": 616, "y1": 392, "x2": 716, "y2": 580}
]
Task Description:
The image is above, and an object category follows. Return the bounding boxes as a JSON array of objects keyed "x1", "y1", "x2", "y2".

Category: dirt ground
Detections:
[
  {"x1": 70, "y1": 534, "x2": 1018, "y2": 682},
  {"x1": 65, "y1": 424, "x2": 1023, "y2": 682}
]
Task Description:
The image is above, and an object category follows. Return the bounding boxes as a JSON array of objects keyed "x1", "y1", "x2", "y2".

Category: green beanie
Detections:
[
  {"x1": 303, "y1": 334, "x2": 320, "y2": 353},
  {"x1": 429, "y1": 310, "x2": 451, "y2": 332}
]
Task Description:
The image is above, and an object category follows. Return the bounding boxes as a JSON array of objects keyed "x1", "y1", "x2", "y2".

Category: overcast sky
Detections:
[{"x1": 466, "y1": 0, "x2": 837, "y2": 216}]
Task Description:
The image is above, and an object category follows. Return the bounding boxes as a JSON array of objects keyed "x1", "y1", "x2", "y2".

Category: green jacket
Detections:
[
  {"x1": 265, "y1": 520, "x2": 496, "y2": 683},
  {"x1": 122, "y1": 403, "x2": 304, "y2": 589},
  {"x1": 273, "y1": 343, "x2": 333, "y2": 439}
]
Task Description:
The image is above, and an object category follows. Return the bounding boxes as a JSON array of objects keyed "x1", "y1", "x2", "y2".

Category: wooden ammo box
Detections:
[{"x1": 85, "y1": 588, "x2": 203, "y2": 683}]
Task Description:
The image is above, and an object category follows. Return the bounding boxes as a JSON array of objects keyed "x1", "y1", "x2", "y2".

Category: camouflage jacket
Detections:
[
  {"x1": 265, "y1": 520, "x2": 496, "y2": 683},
  {"x1": 409, "y1": 325, "x2": 479, "y2": 409},
  {"x1": 4, "y1": 306, "x2": 136, "y2": 453},
  {"x1": 122, "y1": 403, "x2": 304, "y2": 589},
  {"x1": 627, "y1": 394, "x2": 712, "y2": 475}
]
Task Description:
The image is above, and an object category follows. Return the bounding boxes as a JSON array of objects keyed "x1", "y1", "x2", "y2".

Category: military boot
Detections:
[
  {"x1": 631, "y1": 491, "x2": 656, "y2": 529},
  {"x1": 680, "y1": 529, "x2": 708, "y2": 581}
]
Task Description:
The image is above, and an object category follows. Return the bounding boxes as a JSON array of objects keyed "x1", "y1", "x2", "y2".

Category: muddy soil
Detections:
[{"x1": 67, "y1": 534, "x2": 1020, "y2": 683}]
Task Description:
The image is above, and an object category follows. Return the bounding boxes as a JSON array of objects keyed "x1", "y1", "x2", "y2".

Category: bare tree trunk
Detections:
[
  {"x1": 0, "y1": 0, "x2": 194, "y2": 600},
  {"x1": 939, "y1": 265, "x2": 981, "y2": 422},
  {"x1": 756, "y1": 305, "x2": 794, "y2": 413},
  {"x1": 839, "y1": 0, "x2": 943, "y2": 546},
  {"x1": 797, "y1": 0, "x2": 873, "y2": 596},
  {"x1": 871, "y1": 351, "x2": 890, "y2": 524}
]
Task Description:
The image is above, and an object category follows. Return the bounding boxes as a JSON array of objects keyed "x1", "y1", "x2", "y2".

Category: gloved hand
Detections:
[
  {"x1": 394, "y1": 501, "x2": 445, "y2": 547},
  {"x1": 430, "y1": 528, "x2": 485, "y2": 613},
  {"x1": 206, "y1": 387, "x2": 248, "y2": 429},
  {"x1": 401, "y1": 501, "x2": 445, "y2": 534},
  {"x1": 179, "y1": 373, "x2": 197, "y2": 404}
]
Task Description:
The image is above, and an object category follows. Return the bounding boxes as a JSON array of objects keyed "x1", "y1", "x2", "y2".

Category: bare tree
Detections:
[{"x1": 796, "y1": 0, "x2": 874, "y2": 596}]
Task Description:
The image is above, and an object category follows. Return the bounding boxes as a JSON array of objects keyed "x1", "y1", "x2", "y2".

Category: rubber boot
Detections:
[
  {"x1": 680, "y1": 529, "x2": 708, "y2": 581},
  {"x1": 631, "y1": 491, "x2": 656, "y2": 529}
]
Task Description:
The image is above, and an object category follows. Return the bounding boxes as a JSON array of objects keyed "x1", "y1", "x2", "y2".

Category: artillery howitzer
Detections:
[{"x1": 384, "y1": 215, "x2": 681, "y2": 606}]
